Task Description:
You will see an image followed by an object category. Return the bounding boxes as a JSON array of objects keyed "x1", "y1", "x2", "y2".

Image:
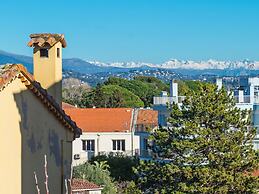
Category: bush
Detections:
[
  {"x1": 116, "y1": 181, "x2": 142, "y2": 194},
  {"x1": 90, "y1": 154, "x2": 139, "y2": 182},
  {"x1": 73, "y1": 161, "x2": 117, "y2": 194}
]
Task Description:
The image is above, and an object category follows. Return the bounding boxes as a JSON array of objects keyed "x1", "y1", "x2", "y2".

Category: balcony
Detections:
[
  {"x1": 234, "y1": 95, "x2": 259, "y2": 104},
  {"x1": 98, "y1": 150, "x2": 137, "y2": 156},
  {"x1": 153, "y1": 96, "x2": 185, "y2": 105}
]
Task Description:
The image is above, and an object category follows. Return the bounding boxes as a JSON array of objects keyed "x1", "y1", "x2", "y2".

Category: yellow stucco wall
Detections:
[
  {"x1": 33, "y1": 42, "x2": 62, "y2": 106},
  {"x1": 0, "y1": 78, "x2": 74, "y2": 194}
]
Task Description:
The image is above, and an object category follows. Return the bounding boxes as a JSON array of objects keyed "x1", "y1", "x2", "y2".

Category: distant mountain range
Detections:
[
  {"x1": 89, "y1": 59, "x2": 259, "y2": 70},
  {"x1": 1, "y1": 49, "x2": 259, "y2": 78}
]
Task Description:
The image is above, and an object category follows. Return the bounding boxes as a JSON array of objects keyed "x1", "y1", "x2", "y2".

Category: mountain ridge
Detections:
[
  {"x1": 88, "y1": 59, "x2": 259, "y2": 70},
  {"x1": 0, "y1": 50, "x2": 258, "y2": 75}
]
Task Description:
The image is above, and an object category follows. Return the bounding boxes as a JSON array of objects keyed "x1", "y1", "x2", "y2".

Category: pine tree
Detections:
[{"x1": 136, "y1": 84, "x2": 259, "y2": 193}]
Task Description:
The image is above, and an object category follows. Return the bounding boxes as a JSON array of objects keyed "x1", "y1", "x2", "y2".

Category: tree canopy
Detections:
[
  {"x1": 176, "y1": 80, "x2": 212, "y2": 96},
  {"x1": 104, "y1": 76, "x2": 169, "y2": 107},
  {"x1": 90, "y1": 154, "x2": 139, "y2": 182},
  {"x1": 82, "y1": 84, "x2": 144, "y2": 108},
  {"x1": 73, "y1": 161, "x2": 117, "y2": 194},
  {"x1": 62, "y1": 76, "x2": 213, "y2": 108},
  {"x1": 135, "y1": 84, "x2": 259, "y2": 193}
]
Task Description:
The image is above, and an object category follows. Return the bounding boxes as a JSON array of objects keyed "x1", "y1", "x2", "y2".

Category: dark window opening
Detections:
[
  {"x1": 112, "y1": 140, "x2": 125, "y2": 151},
  {"x1": 86, "y1": 140, "x2": 95, "y2": 151},
  {"x1": 122, "y1": 140, "x2": 125, "y2": 151},
  {"x1": 82, "y1": 140, "x2": 95, "y2": 151},
  {"x1": 40, "y1": 49, "x2": 49, "y2": 58},
  {"x1": 117, "y1": 140, "x2": 121, "y2": 150},
  {"x1": 113, "y1": 140, "x2": 116, "y2": 150},
  {"x1": 82, "y1": 140, "x2": 86, "y2": 151},
  {"x1": 144, "y1": 138, "x2": 148, "y2": 150},
  {"x1": 57, "y1": 48, "x2": 60, "y2": 58}
]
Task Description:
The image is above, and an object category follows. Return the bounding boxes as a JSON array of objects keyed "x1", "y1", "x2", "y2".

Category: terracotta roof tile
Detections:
[
  {"x1": 62, "y1": 102, "x2": 76, "y2": 109},
  {"x1": 0, "y1": 64, "x2": 82, "y2": 138},
  {"x1": 64, "y1": 108, "x2": 133, "y2": 133},
  {"x1": 27, "y1": 33, "x2": 67, "y2": 48},
  {"x1": 71, "y1": 179, "x2": 102, "y2": 191},
  {"x1": 137, "y1": 109, "x2": 158, "y2": 126}
]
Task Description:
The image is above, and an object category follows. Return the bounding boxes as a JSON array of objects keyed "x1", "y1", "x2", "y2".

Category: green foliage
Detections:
[
  {"x1": 134, "y1": 76, "x2": 169, "y2": 91},
  {"x1": 105, "y1": 76, "x2": 169, "y2": 106},
  {"x1": 63, "y1": 75, "x2": 212, "y2": 108},
  {"x1": 82, "y1": 84, "x2": 144, "y2": 108},
  {"x1": 73, "y1": 161, "x2": 117, "y2": 194},
  {"x1": 135, "y1": 85, "x2": 259, "y2": 193},
  {"x1": 119, "y1": 181, "x2": 142, "y2": 194},
  {"x1": 176, "y1": 80, "x2": 212, "y2": 96},
  {"x1": 90, "y1": 154, "x2": 139, "y2": 182}
]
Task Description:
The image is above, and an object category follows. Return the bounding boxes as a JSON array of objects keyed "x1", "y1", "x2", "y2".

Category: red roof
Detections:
[
  {"x1": 62, "y1": 102, "x2": 76, "y2": 109},
  {"x1": 71, "y1": 179, "x2": 102, "y2": 191},
  {"x1": 64, "y1": 108, "x2": 133, "y2": 132},
  {"x1": 137, "y1": 109, "x2": 158, "y2": 126}
]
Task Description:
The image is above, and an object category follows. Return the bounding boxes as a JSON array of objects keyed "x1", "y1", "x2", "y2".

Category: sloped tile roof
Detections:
[
  {"x1": 71, "y1": 179, "x2": 102, "y2": 191},
  {"x1": 62, "y1": 102, "x2": 76, "y2": 109},
  {"x1": 63, "y1": 108, "x2": 133, "y2": 133},
  {"x1": 137, "y1": 109, "x2": 158, "y2": 126},
  {"x1": 0, "y1": 64, "x2": 82, "y2": 138},
  {"x1": 27, "y1": 33, "x2": 67, "y2": 48}
]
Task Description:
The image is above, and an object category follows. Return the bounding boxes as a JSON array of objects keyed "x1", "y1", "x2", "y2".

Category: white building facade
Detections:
[
  {"x1": 63, "y1": 107, "x2": 158, "y2": 165},
  {"x1": 73, "y1": 132, "x2": 140, "y2": 165}
]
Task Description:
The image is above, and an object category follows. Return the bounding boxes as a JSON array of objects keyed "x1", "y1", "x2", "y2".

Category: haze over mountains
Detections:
[{"x1": 1, "y1": 49, "x2": 259, "y2": 77}]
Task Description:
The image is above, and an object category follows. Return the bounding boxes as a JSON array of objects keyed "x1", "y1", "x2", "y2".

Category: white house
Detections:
[
  {"x1": 153, "y1": 81, "x2": 184, "y2": 126},
  {"x1": 63, "y1": 107, "x2": 158, "y2": 165}
]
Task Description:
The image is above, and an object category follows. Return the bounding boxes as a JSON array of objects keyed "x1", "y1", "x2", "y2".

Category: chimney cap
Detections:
[{"x1": 27, "y1": 33, "x2": 67, "y2": 48}]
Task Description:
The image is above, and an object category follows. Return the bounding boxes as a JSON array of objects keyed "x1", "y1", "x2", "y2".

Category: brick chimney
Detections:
[{"x1": 28, "y1": 33, "x2": 66, "y2": 106}]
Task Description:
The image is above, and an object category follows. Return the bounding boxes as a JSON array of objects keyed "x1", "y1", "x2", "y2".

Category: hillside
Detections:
[
  {"x1": 0, "y1": 50, "x2": 139, "y2": 74},
  {"x1": 1, "y1": 50, "x2": 259, "y2": 87}
]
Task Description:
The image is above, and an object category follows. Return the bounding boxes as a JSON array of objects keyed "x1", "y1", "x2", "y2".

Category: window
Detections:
[
  {"x1": 82, "y1": 140, "x2": 95, "y2": 151},
  {"x1": 143, "y1": 138, "x2": 148, "y2": 150},
  {"x1": 40, "y1": 49, "x2": 49, "y2": 58},
  {"x1": 112, "y1": 140, "x2": 125, "y2": 151},
  {"x1": 57, "y1": 48, "x2": 60, "y2": 58}
]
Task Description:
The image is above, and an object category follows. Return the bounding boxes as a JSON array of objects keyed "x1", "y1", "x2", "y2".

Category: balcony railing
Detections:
[
  {"x1": 74, "y1": 149, "x2": 154, "y2": 162},
  {"x1": 98, "y1": 150, "x2": 137, "y2": 156},
  {"x1": 153, "y1": 96, "x2": 185, "y2": 105},
  {"x1": 234, "y1": 95, "x2": 259, "y2": 104},
  {"x1": 153, "y1": 95, "x2": 259, "y2": 105}
]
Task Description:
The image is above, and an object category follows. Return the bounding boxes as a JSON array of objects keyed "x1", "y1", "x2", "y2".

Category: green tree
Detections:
[
  {"x1": 120, "y1": 181, "x2": 142, "y2": 194},
  {"x1": 134, "y1": 76, "x2": 169, "y2": 91},
  {"x1": 175, "y1": 80, "x2": 211, "y2": 96},
  {"x1": 90, "y1": 154, "x2": 139, "y2": 181},
  {"x1": 105, "y1": 76, "x2": 169, "y2": 106},
  {"x1": 83, "y1": 84, "x2": 144, "y2": 108},
  {"x1": 73, "y1": 161, "x2": 117, "y2": 194},
  {"x1": 135, "y1": 85, "x2": 259, "y2": 193}
]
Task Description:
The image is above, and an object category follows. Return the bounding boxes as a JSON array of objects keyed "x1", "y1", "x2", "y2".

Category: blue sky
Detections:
[{"x1": 1, "y1": 0, "x2": 259, "y2": 63}]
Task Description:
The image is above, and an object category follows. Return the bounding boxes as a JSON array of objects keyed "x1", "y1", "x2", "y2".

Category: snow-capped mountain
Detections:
[
  {"x1": 88, "y1": 60, "x2": 153, "y2": 68},
  {"x1": 88, "y1": 59, "x2": 259, "y2": 70}
]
